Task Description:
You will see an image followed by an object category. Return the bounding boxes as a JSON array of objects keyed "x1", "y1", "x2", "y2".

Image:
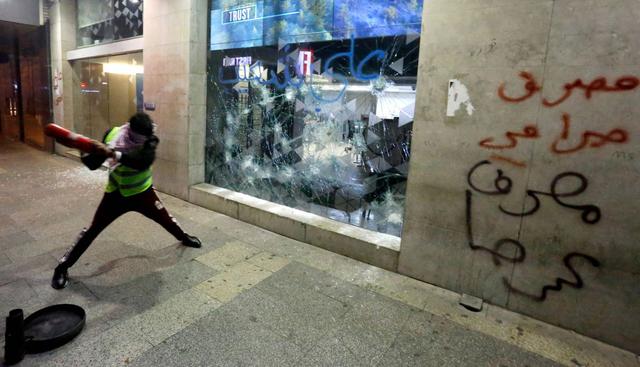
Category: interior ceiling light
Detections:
[{"x1": 102, "y1": 63, "x2": 143, "y2": 75}]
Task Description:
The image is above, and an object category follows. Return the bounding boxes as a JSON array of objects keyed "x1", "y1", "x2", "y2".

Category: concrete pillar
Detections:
[
  {"x1": 400, "y1": 0, "x2": 640, "y2": 353},
  {"x1": 143, "y1": 0, "x2": 207, "y2": 200},
  {"x1": 48, "y1": 0, "x2": 77, "y2": 155}
]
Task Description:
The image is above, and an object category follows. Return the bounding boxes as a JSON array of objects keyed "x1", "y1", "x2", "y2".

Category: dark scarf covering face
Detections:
[
  {"x1": 110, "y1": 123, "x2": 147, "y2": 153},
  {"x1": 107, "y1": 123, "x2": 148, "y2": 169}
]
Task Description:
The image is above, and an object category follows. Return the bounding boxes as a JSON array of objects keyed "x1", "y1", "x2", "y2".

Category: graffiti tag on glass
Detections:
[{"x1": 218, "y1": 36, "x2": 387, "y2": 103}]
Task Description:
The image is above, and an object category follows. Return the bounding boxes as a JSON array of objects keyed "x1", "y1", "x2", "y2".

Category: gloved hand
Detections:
[
  {"x1": 93, "y1": 141, "x2": 115, "y2": 158},
  {"x1": 143, "y1": 135, "x2": 159, "y2": 150}
]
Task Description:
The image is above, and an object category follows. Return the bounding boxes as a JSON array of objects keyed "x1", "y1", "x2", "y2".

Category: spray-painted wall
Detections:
[{"x1": 399, "y1": 0, "x2": 640, "y2": 353}]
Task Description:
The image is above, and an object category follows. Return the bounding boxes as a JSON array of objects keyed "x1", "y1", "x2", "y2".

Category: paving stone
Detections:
[
  {"x1": 103, "y1": 212, "x2": 179, "y2": 251},
  {"x1": 194, "y1": 261, "x2": 272, "y2": 303},
  {"x1": 0, "y1": 253, "x2": 58, "y2": 286},
  {"x1": 26, "y1": 268, "x2": 99, "y2": 305},
  {"x1": 243, "y1": 229, "x2": 325, "y2": 259},
  {"x1": 26, "y1": 215, "x2": 92, "y2": 241},
  {"x1": 10, "y1": 200, "x2": 91, "y2": 230},
  {"x1": 377, "y1": 311, "x2": 562, "y2": 367},
  {"x1": 296, "y1": 332, "x2": 372, "y2": 367},
  {"x1": 0, "y1": 215, "x2": 20, "y2": 238},
  {"x1": 74, "y1": 257, "x2": 158, "y2": 290},
  {"x1": 0, "y1": 252, "x2": 11, "y2": 267},
  {"x1": 128, "y1": 305, "x2": 304, "y2": 367},
  {"x1": 64, "y1": 240, "x2": 152, "y2": 281},
  {"x1": 225, "y1": 286, "x2": 349, "y2": 351},
  {"x1": 331, "y1": 290, "x2": 418, "y2": 364},
  {"x1": 145, "y1": 242, "x2": 212, "y2": 267},
  {"x1": 256, "y1": 264, "x2": 356, "y2": 315},
  {"x1": 195, "y1": 240, "x2": 262, "y2": 271},
  {"x1": 5, "y1": 229, "x2": 79, "y2": 262},
  {"x1": 117, "y1": 288, "x2": 222, "y2": 346},
  {"x1": 257, "y1": 261, "x2": 368, "y2": 306},
  {"x1": 0, "y1": 230, "x2": 35, "y2": 252},
  {"x1": 212, "y1": 216, "x2": 287, "y2": 245},
  {"x1": 84, "y1": 260, "x2": 217, "y2": 312},
  {"x1": 0, "y1": 279, "x2": 38, "y2": 314},
  {"x1": 188, "y1": 224, "x2": 240, "y2": 256},
  {"x1": 19, "y1": 319, "x2": 155, "y2": 367},
  {"x1": 354, "y1": 264, "x2": 459, "y2": 311},
  {"x1": 0, "y1": 197, "x2": 22, "y2": 216},
  {"x1": 62, "y1": 301, "x2": 140, "y2": 344},
  {"x1": 243, "y1": 233, "x2": 375, "y2": 285},
  {"x1": 246, "y1": 251, "x2": 291, "y2": 272}
]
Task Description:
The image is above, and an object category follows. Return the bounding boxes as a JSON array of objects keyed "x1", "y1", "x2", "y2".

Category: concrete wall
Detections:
[
  {"x1": 143, "y1": 0, "x2": 207, "y2": 200},
  {"x1": 399, "y1": 0, "x2": 640, "y2": 353},
  {"x1": 0, "y1": 0, "x2": 40, "y2": 26}
]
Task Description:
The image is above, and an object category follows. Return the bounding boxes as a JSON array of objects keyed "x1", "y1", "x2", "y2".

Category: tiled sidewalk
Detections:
[{"x1": 0, "y1": 141, "x2": 636, "y2": 366}]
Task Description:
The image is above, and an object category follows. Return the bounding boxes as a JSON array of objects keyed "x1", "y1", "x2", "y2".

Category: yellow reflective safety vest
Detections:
[{"x1": 104, "y1": 126, "x2": 153, "y2": 197}]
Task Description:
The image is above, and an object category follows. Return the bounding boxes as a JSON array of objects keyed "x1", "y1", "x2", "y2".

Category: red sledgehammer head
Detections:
[{"x1": 44, "y1": 123, "x2": 99, "y2": 154}]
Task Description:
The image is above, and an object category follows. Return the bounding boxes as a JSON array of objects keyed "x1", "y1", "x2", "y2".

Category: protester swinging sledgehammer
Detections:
[{"x1": 51, "y1": 112, "x2": 201, "y2": 290}]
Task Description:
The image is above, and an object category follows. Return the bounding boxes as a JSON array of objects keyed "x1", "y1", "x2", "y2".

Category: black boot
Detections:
[
  {"x1": 51, "y1": 266, "x2": 69, "y2": 290},
  {"x1": 51, "y1": 229, "x2": 86, "y2": 290},
  {"x1": 182, "y1": 234, "x2": 201, "y2": 248}
]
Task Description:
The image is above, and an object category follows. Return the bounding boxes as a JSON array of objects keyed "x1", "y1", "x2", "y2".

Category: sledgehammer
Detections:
[{"x1": 44, "y1": 123, "x2": 106, "y2": 155}]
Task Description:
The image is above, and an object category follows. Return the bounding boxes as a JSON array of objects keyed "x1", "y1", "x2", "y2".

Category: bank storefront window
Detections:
[{"x1": 205, "y1": 0, "x2": 423, "y2": 237}]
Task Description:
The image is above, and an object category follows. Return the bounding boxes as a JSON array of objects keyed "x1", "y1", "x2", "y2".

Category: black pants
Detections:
[{"x1": 58, "y1": 187, "x2": 185, "y2": 269}]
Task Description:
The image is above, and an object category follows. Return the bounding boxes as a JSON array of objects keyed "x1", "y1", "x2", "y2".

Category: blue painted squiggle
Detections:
[{"x1": 217, "y1": 36, "x2": 387, "y2": 103}]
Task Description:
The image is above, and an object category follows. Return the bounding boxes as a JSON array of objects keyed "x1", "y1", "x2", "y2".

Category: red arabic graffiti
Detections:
[
  {"x1": 551, "y1": 113, "x2": 629, "y2": 154},
  {"x1": 479, "y1": 125, "x2": 538, "y2": 149},
  {"x1": 498, "y1": 73, "x2": 639, "y2": 107},
  {"x1": 478, "y1": 114, "x2": 629, "y2": 156},
  {"x1": 544, "y1": 77, "x2": 639, "y2": 107},
  {"x1": 498, "y1": 72, "x2": 541, "y2": 103}
]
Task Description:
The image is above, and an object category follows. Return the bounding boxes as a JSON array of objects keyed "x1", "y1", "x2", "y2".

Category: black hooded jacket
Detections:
[{"x1": 81, "y1": 127, "x2": 159, "y2": 171}]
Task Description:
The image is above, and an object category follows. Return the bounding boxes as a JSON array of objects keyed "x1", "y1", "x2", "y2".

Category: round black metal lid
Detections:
[{"x1": 23, "y1": 304, "x2": 86, "y2": 354}]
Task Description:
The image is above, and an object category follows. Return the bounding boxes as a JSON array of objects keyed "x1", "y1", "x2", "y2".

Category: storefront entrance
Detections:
[{"x1": 0, "y1": 21, "x2": 51, "y2": 150}]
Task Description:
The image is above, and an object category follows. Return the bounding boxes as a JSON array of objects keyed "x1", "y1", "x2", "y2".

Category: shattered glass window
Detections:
[{"x1": 205, "y1": 0, "x2": 423, "y2": 237}]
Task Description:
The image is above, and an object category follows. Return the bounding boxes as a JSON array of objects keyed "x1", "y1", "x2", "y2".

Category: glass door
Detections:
[{"x1": 72, "y1": 52, "x2": 143, "y2": 140}]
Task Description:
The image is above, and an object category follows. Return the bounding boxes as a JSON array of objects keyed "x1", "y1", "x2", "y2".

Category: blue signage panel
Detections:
[
  {"x1": 222, "y1": 5, "x2": 257, "y2": 24},
  {"x1": 332, "y1": 0, "x2": 423, "y2": 38},
  {"x1": 209, "y1": 0, "x2": 423, "y2": 50}
]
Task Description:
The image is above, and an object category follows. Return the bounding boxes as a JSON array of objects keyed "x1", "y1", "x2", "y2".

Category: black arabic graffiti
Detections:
[
  {"x1": 465, "y1": 189, "x2": 526, "y2": 266},
  {"x1": 465, "y1": 160, "x2": 602, "y2": 301},
  {"x1": 467, "y1": 160, "x2": 601, "y2": 224},
  {"x1": 503, "y1": 253, "x2": 601, "y2": 301}
]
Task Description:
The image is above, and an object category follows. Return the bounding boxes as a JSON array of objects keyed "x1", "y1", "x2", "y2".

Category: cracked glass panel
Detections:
[{"x1": 206, "y1": 0, "x2": 423, "y2": 237}]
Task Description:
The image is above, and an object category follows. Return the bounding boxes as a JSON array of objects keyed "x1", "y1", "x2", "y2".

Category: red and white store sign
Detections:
[{"x1": 298, "y1": 51, "x2": 313, "y2": 76}]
